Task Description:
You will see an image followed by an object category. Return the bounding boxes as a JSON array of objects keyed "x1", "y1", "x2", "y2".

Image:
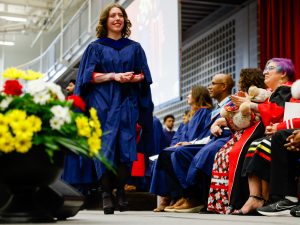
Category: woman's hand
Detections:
[
  {"x1": 210, "y1": 124, "x2": 223, "y2": 136},
  {"x1": 114, "y1": 72, "x2": 134, "y2": 83},
  {"x1": 265, "y1": 123, "x2": 278, "y2": 136},
  {"x1": 236, "y1": 91, "x2": 247, "y2": 98},
  {"x1": 230, "y1": 94, "x2": 250, "y2": 107},
  {"x1": 130, "y1": 73, "x2": 144, "y2": 83},
  {"x1": 174, "y1": 141, "x2": 190, "y2": 147},
  {"x1": 210, "y1": 122, "x2": 223, "y2": 136},
  {"x1": 284, "y1": 129, "x2": 300, "y2": 151},
  {"x1": 210, "y1": 118, "x2": 227, "y2": 136}
]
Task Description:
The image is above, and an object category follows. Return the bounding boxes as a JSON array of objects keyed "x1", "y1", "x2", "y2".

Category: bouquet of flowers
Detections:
[{"x1": 0, "y1": 67, "x2": 111, "y2": 169}]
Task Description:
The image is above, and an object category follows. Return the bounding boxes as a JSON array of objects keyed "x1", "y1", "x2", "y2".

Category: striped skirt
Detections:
[{"x1": 242, "y1": 136, "x2": 272, "y2": 181}]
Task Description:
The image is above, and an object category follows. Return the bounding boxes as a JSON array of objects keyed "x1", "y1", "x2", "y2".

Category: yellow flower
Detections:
[
  {"x1": 27, "y1": 115, "x2": 42, "y2": 132},
  {"x1": 0, "y1": 126, "x2": 11, "y2": 138},
  {"x1": 14, "y1": 135, "x2": 32, "y2": 153},
  {"x1": 75, "y1": 116, "x2": 89, "y2": 129},
  {"x1": 2, "y1": 68, "x2": 25, "y2": 79},
  {"x1": 0, "y1": 114, "x2": 8, "y2": 127},
  {"x1": 6, "y1": 110, "x2": 27, "y2": 129},
  {"x1": 75, "y1": 116, "x2": 91, "y2": 137},
  {"x1": 0, "y1": 125, "x2": 8, "y2": 134},
  {"x1": 88, "y1": 108, "x2": 102, "y2": 137},
  {"x1": 11, "y1": 120, "x2": 34, "y2": 138},
  {"x1": 93, "y1": 125, "x2": 102, "y2": 137},
  {"x1": 24, "y1": 70, "x2": 44, "y2": 80},
  {"x1": 87, "y1": 133, "x2": 101, "y2": 156},
  {"x1": 89, "y1": 120, "x2": 96, "y2": 129},
  {"x1": 90, "y1": 108, "x2": 98, "y2": 121},
  {"x1": 79, "y1": 127, "x2": 91, "y2": 138},
  {"x1": 0, "y1": 133, "x2": 14, "y2": 153}
]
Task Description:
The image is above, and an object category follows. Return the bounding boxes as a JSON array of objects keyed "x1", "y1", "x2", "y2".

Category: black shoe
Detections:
[
  {"x1": 116, "y1": 189, "x2": 128, "y2": 212},
  {"x1": 257, "y1": 199, "x2": 297, "y2": 216},
  {"x1": 102, "y1": 192, "x2": 115, "y2": 214},
  {"x1": 290, "y1": 205, "x2": 300, "y2": 217}
]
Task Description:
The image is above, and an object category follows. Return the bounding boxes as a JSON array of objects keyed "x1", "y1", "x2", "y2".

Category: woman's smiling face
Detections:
[
  {"x1": 263, "y1": 61, "x2": 285, "y2": 90},
  {"x1": 107, "y1": 7, "x2": 124, "y2": 35}
]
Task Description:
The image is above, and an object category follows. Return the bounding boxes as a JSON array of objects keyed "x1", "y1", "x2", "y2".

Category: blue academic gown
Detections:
[
  {"x1": 163, "y1": 129, "x2": 176, "y2": 147},
  {"x1": 170, "y1": 122, "x2": 188, "y2": 146},
  {"x1": 150, "y1": 97, "x2": 232, "y2": 197},
  {"x1": 152, "y1": 116, "x2": 168, "y2": 156},
  {"x1": 171, "y1": 98, "x2": 232, "y2": 189},
  {"x1": 171, "y1": 99, "x2": 232, "y2": 189},
  {"x1": 150, "y1": 108, "x2": 212, "y2": 196},
  {"x1": 74, "y1": 37, "x2": 154, "y2": 180}
]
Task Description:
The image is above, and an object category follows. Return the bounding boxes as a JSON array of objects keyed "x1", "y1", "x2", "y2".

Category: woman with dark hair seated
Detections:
[{"x1": 151, "y1": 85, "x2": 214, "y2": 212}]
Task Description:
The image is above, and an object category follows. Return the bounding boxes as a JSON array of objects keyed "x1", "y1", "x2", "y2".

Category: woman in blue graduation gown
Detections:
[
  {"x1": 75, "y1": 3, "x2": 153, "y2": 214},
  {"x1": 150, "y1": 86, "x2": 213, "y2": 212}
]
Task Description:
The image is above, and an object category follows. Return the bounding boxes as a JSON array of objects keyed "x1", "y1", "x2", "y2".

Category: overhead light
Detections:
[
  {"x1": 0, "y1": 41, "x2": 15, "y2": 46},
  {"x1": 0, "y1": 16, "x2": 27, "y2": 23}
]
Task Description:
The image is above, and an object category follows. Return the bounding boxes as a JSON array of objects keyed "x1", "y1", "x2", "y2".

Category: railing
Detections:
[{"x1": 17, "y1": 0, "x2": 113, "y2": 81}]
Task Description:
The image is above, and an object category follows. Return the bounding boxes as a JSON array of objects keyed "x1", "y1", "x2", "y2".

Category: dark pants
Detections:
[{"x1": 270, "y1": 129, "x2": 300, "y2": 197}]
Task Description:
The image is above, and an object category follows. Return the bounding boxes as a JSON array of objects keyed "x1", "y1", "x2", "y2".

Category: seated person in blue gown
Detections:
[
  {"x1": 163, "y1": 114, "x2": 176, "y2": 147},
  {"x1": 150, "y1": 73, "x2": 234, "y2": 212},
  {"x1": 151, "y1": 84, "x2": 218, "y2": 211},
  {"x1": 153, "y1": 116, "x2": 169, "y2": 155},
  {"x1": 170, "y1": 110, "x2": 190, "y2": 146}
]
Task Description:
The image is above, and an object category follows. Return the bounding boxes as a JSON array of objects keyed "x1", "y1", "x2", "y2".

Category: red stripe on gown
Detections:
[{"x1": 227, "y1": 121, "x2": 261, "y2": 201}]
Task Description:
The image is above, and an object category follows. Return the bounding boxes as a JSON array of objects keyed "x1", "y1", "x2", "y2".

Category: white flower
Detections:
[
  {"x1": 46, "y1": 83, "x2": 65, "y2": 101},
  {"x1": 50, "y1": 117, "x2": 65, "y2": 130},
  {"x1": 27, "y1": 79, "x2": 47, "y2": 95},
  {"x1": 0, "y1": 96, "x2": 13, "y2": 110},
  {"x1": 33, "y1": 91, "x2": 51, "y2": 105},
  {"x1": 50, "y1": 105, "x2": 71, "y2": 123}
]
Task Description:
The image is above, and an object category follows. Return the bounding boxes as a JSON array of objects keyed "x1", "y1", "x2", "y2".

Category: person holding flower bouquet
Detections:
[{"x1": 75, "y1": 3, "x2": 154, "y2": 214}]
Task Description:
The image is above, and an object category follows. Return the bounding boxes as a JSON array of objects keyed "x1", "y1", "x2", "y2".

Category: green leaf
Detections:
[
  {"x1": 96, "y1": 152, "x2": 116, "y2": 174},
  {"x1": 55, "y1": 137, "x2": 89, "y2": 155},
  {"x1": 55, "y1": 136, "x2": 116, "y2": 174}
]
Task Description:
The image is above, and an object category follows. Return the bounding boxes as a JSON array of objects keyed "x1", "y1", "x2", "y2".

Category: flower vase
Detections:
[{"x1": 0, "y1": 146, "x2": 64, "y2": 223}]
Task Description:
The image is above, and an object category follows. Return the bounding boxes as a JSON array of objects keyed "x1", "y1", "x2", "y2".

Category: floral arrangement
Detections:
[{"x1": 0, "y1": 68, "x2": 110, "y2": 168}]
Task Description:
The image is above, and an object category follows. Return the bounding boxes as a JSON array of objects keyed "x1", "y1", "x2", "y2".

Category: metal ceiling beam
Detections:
[
  {"x1": 181, "y1": 8, "x2": 216, "y2": 14},
  {"x1": 181, "y1": 0, "x2": 242, "y2": 7},
  {"x1": 181, "y1": 4, "x2": 220, "y2": 10},
  {"x1": 0, "y1": 11, "x2": 48, "y2": 19},
  {"x1": 183, "y1": 13, "x2": 209, "y2": 18},
  {"x1": 0, "y1": 0, "x2": 54, "y2": 10}
]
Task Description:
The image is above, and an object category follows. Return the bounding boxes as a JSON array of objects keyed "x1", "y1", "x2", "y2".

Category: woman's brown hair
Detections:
[
  {"x1": 238, "y1": 68, "x2": 266, "y2": 92},
  {"x1": 95, "y1": 3, "x2": 132, "y2": 38},
  {"x1": 190, "y1": 86, "x2": 213, "y2": 117}
]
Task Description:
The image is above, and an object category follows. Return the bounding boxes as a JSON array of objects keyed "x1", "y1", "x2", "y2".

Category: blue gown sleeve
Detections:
[
  {"x1": 135, "y1": 43, "x2": 154, "y2": 157},
  {"x1": 170, "y1": 123, "x2": 186, "y2": 146},
  {"x1": 74, "y1": 43, "x2": 102, "y2": 97},
  {"x1": 135, "y1": 43, "x2": 152, "y2": 84},
  {"x1": 184, "y1": 109, "x2": 212, "y2": 141}
]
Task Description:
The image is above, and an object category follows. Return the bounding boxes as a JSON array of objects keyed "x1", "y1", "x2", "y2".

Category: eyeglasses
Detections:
[
  {"x1": 210, "y1": 82, "x2": 224, "y2": 86},
  {"x1": 263, "y1": 66, "x2": 278, "y2": 74}
]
